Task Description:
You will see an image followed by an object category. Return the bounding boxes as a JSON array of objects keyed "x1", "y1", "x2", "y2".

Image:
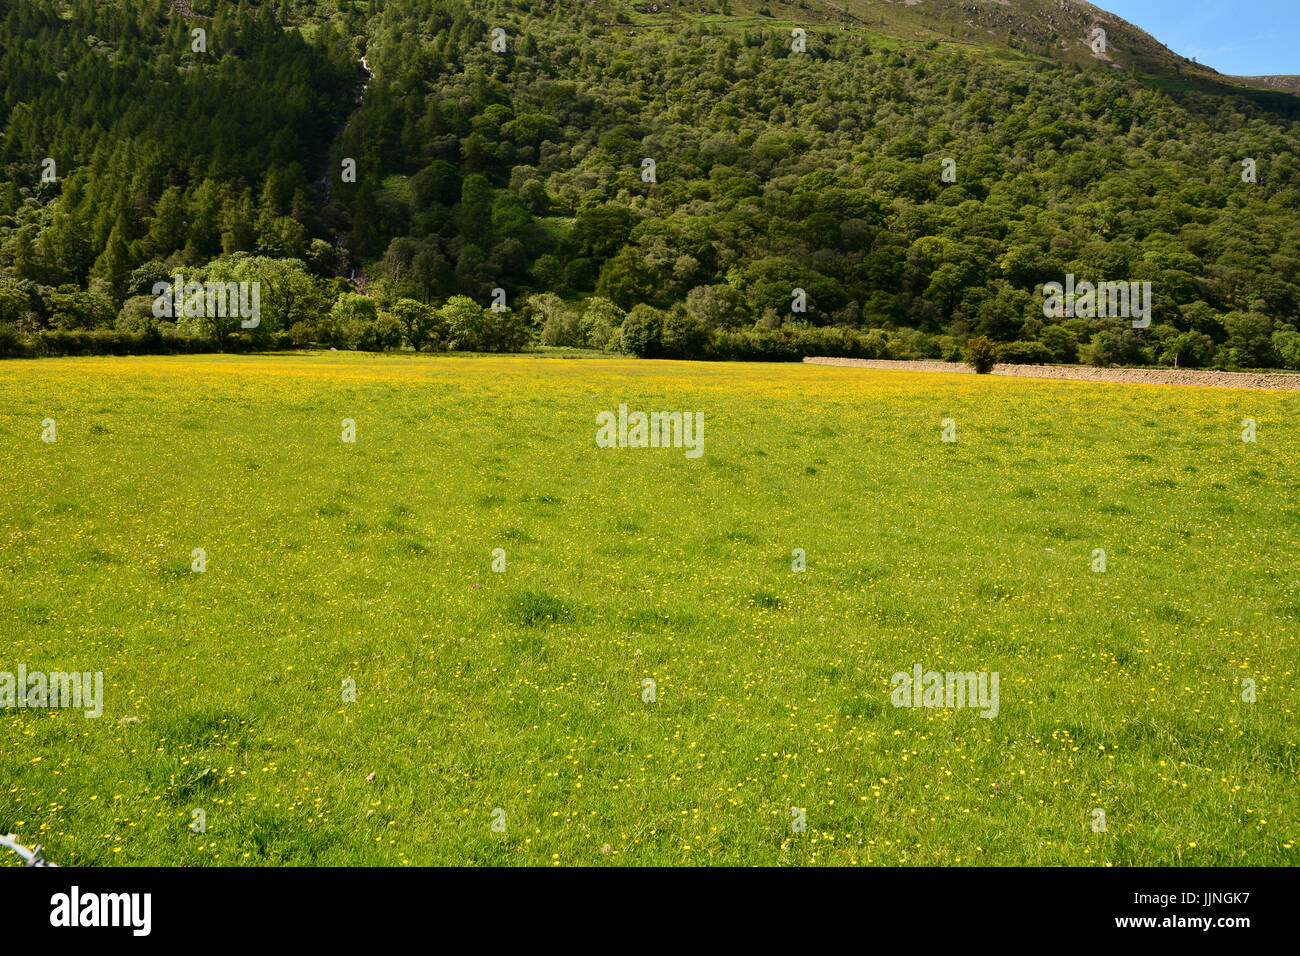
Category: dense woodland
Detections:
[{"x1": 3, "y1": 0, "x2": 1300, "y2": 368}]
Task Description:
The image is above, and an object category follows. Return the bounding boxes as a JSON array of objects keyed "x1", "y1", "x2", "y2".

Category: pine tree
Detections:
[{"x1": 91, "y1": 219, "x2": 132, "y2": 304}]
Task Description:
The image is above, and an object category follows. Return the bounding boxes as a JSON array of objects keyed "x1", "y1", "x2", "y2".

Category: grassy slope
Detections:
[
  {"x1": 1, "y1": 353, "x2": 1295, "y2": 865},
  {"x1": 596, "y1": 0, "x2": 1291, "y2": 93}
]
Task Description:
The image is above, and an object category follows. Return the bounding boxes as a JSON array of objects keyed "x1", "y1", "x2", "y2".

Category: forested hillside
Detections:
[{"x1": 3, "y1": 0, "x2": 1299, "y2": 368}]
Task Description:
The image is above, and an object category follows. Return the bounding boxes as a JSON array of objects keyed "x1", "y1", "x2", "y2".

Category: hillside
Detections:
[
  {"x1": 539, "y1": 0, "x2": 1295, "y2": 92},
  {"x1": 1, "y1": 0, "x2": 1298, "y2": 370}
]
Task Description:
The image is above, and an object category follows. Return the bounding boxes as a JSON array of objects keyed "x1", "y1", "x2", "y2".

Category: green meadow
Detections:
[{"x1": 0, "y1": 353, "x2": 1296, "y2": 865}]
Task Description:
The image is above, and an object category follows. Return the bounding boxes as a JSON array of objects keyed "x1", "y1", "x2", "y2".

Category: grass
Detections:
[{"x1": 0, "y1": 352, "x2": 1296, "y2": 865}]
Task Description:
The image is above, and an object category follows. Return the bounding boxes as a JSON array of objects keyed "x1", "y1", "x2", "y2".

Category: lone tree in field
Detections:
[{"x1": 965, "y1": 335, "x2": 998, "y2": 374}]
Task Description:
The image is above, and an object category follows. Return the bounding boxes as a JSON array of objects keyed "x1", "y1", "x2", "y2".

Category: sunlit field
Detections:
[{"x1": 1, "y1": 353, "x2": 1296, "y2": 865}]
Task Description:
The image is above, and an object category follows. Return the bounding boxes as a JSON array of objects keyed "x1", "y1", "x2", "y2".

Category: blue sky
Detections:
[{"x1": 1100, "y1": 0, "x2": 1298, "y2": 76}]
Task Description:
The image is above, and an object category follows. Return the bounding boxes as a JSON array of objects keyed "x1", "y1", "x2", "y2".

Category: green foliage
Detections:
[
  {"x1": 440, "y1": 296, "x2": 489, "y2": 352},
  {"x1": 0, "y1": 0, "x2": 356, "y2": 299},
  {"x1": 965, "y1": 335, "x2": 999, "y2": 373},
  {"x1": 357, "y1": 312, "x2": 404, "y2": 352},
  {"x1": 481, "y1": 306, "x2": 529, "y2": 353},
  {"x1": 392, "y1": 298, "x2": 445, "y2": 351},
  {"x1": 1273, "y1": 326, "x2": 1300, "y2": 370},
  {"x1": 115, "y1": 295, "x2": 158, "y2": 333},
  {"x1": 686, "y1": 284, "x2": 748, "y2": 329},
  {"x1": 597, "y1": 248, "x2": 658, "y2": 311},
  {"x1": 579, "y1": 297, "x2": 626, "y2": 351},
  {"x1": 661, "y1": 305, "x2": 711, "y2": 359},
  {"x1": 529, "y1": 293, "x2": 583, "y2": 348},
  {"x1": 1086, "y1": 328, "x2": 1149, "y2": 368},
  {"x1": 1038, "y1": 325, "x2": 1079, "y2": 364},
  {"x1": 45, "y1": 286, "x2": 114, "y2": 330},
  {"x1": 198, "y1": 256, "x2": 322, "y2": 341},
  {"x1": 1223, "y1": 311, "x2": 1277, "y2": 369},
  {"x1": 325, "y1": 292, "x2": 376, "y2": 349},
  {"x1": 995, "y1": 340, "x2": 1054, "y2": 365},
  {"x1": 620, "y1": 304, "x2": 666, "y2": 358},
  {"x1": 1160, "y1": 330, "x2": 1218, "y2": 368},
  {"x1": 0, "y1": 285, "x2": 33, "y2": 326}
]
